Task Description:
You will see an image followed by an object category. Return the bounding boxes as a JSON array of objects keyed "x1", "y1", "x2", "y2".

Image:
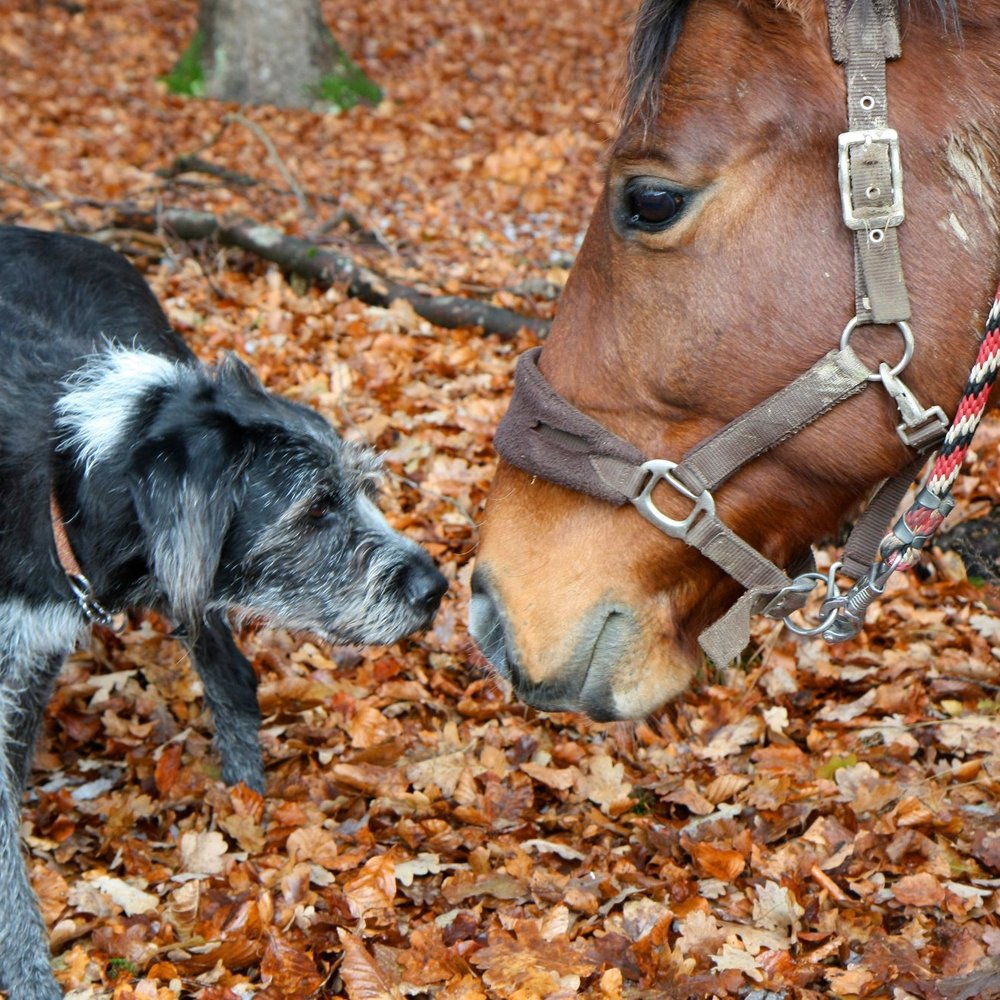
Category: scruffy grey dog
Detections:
[{"x1": 0, "y1": 225, "x2": 447, "y2": 999}]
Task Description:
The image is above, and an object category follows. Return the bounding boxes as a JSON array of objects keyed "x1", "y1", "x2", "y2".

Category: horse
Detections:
[{"x1": 469, "y1": 0, "x2": 1000, "y2": 722}]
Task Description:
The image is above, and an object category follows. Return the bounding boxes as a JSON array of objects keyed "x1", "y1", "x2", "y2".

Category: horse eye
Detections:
[{"x1": 623, "y1": 179, "x2": 685, "y2": 230}]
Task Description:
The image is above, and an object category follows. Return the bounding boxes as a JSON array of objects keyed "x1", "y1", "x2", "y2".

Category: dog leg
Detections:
[
  {"x1": 8, "y1": 653, "x2": 66, "y2": 792},
  {"x1": 183, "y1": 612, "x2": 265, "y2": 793},
  {"x1": 0, "y1": 676, "x2": 64, "y2": 999}
]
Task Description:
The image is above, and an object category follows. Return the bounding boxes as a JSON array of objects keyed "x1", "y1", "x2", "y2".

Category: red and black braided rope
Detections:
[
  {"x1": 927, "y1": 288, "x2": 1000, "y2": 496},
  {"x1": 881, "y1": 284, "x2": 1000, "y2": 573}
]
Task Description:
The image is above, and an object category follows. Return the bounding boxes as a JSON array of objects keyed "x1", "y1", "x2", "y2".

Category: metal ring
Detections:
[
  {"x1": 780, "y1": 571, "x2": 838, "y2": 637},
  {"x1": 781, "y1": 563, "x2": 844, "y2": 637},
  {"x1": 840, "y1": 317, "x2": 914, "y2": 382}
]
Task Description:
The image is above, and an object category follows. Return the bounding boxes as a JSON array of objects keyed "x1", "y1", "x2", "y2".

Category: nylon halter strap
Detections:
[{"x1": 494, "y1": 0, "x2": 991, "y2": 664}]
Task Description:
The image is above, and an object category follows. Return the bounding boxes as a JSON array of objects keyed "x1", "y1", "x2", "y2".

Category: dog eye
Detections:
[
  {"x1": 307, "y1": 499, "x2": 332, "y2": 520},
  {"x1": 622, "y1": 178, "x2": 685, "y2": 230}
]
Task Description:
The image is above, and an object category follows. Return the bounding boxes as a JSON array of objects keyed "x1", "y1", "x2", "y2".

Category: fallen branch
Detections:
[
  {"x1": 155, "y1": 155, "x2": 261, "y2": 188},
  {"x1": 106, "y1": 205, "x2": 549, "y2": 339}
]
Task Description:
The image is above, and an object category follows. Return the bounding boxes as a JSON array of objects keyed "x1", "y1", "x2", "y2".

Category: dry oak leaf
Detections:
[
  {"x1": 938, "y1": 715, "x2": 1000, "y2": 755},
  {"x1": 471, "y1": 922, "x2": 596, "y2": 996},
  {"x1": 394, "y1": 852, "x2": 455, "y2": 886},
  {"x1": 752, "y1": 880, "x2": 804, "y2": 947},
  {"x1": 694, "y1": 715, "x2": 764, "y2": 761},
  {"x1": 675, "y1": 909, "x2": 727, "y2": 957},
  {"x1": 286, "y1": 825, "x2": 341, "y2": 869},
  {"x1": 711, "y1": 942, "x2": 763, "y2": 983},
  {"x1": 88, "y1": 875, "x2": 159, "y2": 916},
  {"x1": 179, "y1": 829, "x2": 230, "y2": 875},
  {"x1": 406, "y1": 749, "x2": 470, "y2": 796},
  {"x1": 218, "y1": 811, "x2": 265, "y2": 854},
  {"x1": 344, "y1": 852, "x2": 397, "y2": 919},
  {"x1": 338, "y1": 928, "x2": 405, "y2": 1000},
  {"x1": 228, "y1": 780, "x2": 265, "y2": 822},
  {"x1": 817, "y1": 688, "x2": 877, "y2": 722},
  {"x1": 332, "y1": 761, "x2": 408, "y2": 797},
  {"x1": 825, "y1": 966, "x2": 875, "y2": 996},
  {"x1": 163, "y1": 880, "x2": 200, "y2": 937},
  {"x1": 834, "y1": 762, "x2": 899, "y2": 814},
  {"x1": 434, "y1": 975, "x2": 487, "y2": 1000},
  {"x1": 577, "y1": 753, "x2": 632, "y2": 813},
  {"x1": 396, "y1": 922, "x2": 469, "y2": 988},
  {"x1": 620, "y1": 896, "x2": 673, "y2": 942},
  {"x1": 918, "y1": 955, "x2": 1000, "y2": 1000}
]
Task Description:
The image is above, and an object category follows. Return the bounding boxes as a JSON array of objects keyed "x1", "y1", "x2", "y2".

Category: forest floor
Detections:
[{"x1": 2, "y1": 1, "x2": 1000, "y2": 998}]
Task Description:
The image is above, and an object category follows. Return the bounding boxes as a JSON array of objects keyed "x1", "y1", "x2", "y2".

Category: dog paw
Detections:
[{"x1": 220, "y1": 759, "x2": 266, "y2": 795}]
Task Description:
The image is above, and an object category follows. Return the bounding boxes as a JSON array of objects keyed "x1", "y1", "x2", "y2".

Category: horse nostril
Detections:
[
  {"x1": 403, "y1": 559, "x2": 448, "y2": 614},
  {"x1": 469, "y1": 570, "x2": 511, "y2": 677}
]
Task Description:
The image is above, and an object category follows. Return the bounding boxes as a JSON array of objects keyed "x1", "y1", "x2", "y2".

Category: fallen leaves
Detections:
[{"x1": 4, "y1": 0, "x2": 1000, "y2": 996}]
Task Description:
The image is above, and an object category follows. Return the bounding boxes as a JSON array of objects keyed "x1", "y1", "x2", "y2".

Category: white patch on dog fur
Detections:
[
  {"x1": 0, "y1": 598, "x2": 82, "y2": 664},
  {"x1": 0, "y1": 598, "x2": 82, "y2": 779},
  {"x1": 56, "y1": 348, "x2": 183, "y2": 472}
]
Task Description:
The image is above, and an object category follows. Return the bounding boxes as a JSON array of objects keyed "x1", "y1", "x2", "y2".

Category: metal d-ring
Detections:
[
  {"x1": 781, "y1": 562, "x2": 844, "y2": 637},
  {"x1": 840, "y1": 317, "x2": 914, "y2": 382}
]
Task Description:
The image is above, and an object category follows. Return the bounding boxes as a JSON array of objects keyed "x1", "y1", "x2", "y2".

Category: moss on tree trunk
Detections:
[{"x1": 165, "y1": 0, "x2": 380, "y2": 112}]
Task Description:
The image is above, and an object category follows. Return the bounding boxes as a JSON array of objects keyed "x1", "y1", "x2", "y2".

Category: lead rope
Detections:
[{"x1": 820, "y1": 286, "x2": 1000, "y2": 641}]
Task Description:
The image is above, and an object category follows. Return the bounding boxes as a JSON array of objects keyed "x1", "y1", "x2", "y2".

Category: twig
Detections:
[
  {"x1": 88, "y1": 227, "x2": 170, "y2": 251},
  {"x1": 809, "y1": 863, "x2": 852, "y2": 903},
  {"x1": 155, "y1": 154, "x2": 260, "y2": 188},
  {"x1": 221, "y1": 112, "x2": 312, "y2": 217},
  {"x1": 309, "y1": 207, "x2": 395, "y2": 254},
  {"x1": 0, "y1": 165, "x2": 83, "y2": 230},
  {"x1": 106, "y1": 204, "x2": 549, "y2": 339}
]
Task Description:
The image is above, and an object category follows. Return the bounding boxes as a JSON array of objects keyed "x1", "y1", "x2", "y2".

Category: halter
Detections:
[{"x1": 493, "y1": 0, "x2": 1000, "y2": 664}]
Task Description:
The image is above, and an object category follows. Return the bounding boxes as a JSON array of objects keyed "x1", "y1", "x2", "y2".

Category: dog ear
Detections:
[
  {"x1": 215, "y1": 351, "x2": 268, "y2": 393},
  {"x1": 127, "y1": 377, "x2": 248, "y2": 624}
]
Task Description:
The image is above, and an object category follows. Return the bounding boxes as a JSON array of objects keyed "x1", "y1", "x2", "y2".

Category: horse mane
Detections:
[{"x1": 622, "y1": 0, "x2": 961, "y2": 127}]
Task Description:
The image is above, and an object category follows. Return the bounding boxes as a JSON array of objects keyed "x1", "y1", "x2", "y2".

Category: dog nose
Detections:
[{"x1": 403, "y1": 558, "x2": 448, "y2": 615}]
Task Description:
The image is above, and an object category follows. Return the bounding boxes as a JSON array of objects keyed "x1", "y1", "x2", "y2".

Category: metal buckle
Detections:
[
  {"x1": 632, "y1": 459, "x2": 715, "y2": 540},
  {"x1": 838, "y1": 128, "x2": 904, "y2": 230}
]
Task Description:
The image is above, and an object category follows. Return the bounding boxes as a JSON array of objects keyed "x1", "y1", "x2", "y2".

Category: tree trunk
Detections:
[{"x1": 189, "y1": 0, "x2": 379, "y2": 111}]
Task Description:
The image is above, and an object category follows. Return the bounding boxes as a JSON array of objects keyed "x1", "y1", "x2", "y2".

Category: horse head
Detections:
[{"x1": 471, "y1": 0, "x2": 1000, "y2": 720}]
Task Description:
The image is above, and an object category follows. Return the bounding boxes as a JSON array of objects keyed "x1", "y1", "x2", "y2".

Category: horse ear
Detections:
[{"x1": 128, "y1": 402, "x2": 243, "y2": 624}]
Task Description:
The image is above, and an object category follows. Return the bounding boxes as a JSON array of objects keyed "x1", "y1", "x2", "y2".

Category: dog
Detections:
[{"x1": 0, "y1": 224, "x2": 448, "y2": 999}]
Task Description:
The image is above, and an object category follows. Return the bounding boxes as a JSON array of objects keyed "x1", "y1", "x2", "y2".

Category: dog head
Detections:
[{"x1": 56, "y1": 348, "x2": 447, "y2": 643}]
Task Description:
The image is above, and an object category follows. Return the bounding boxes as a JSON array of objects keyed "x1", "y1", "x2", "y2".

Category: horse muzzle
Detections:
[{"x1": 469, "y1": 568, "x2": 639, "y2": 721}]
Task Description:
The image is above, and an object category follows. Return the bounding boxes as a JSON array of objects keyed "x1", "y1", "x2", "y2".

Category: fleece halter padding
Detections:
[{"x1": 492, "y1": 346, "x2": 649, "y2": 506}]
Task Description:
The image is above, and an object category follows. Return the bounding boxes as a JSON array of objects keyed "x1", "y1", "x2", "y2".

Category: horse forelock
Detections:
[
  {"x1": 622, "y1": 0, "x2": 962, "y2": 129},
  {"x1": 622, "y1": 0, "x2": 690, "y2": 129}
]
